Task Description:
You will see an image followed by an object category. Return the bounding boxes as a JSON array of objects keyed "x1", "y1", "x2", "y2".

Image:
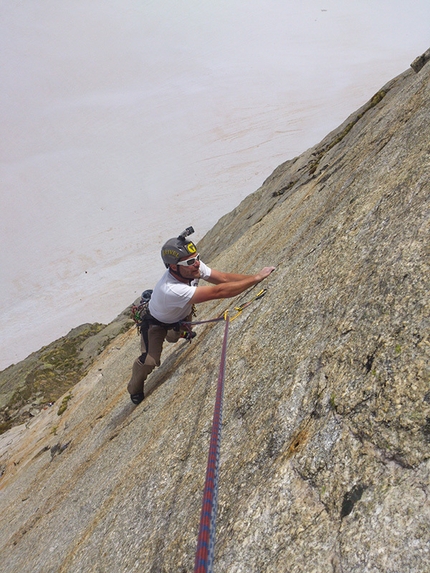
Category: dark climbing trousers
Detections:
[{"x1": 127, "y1": 318, "x2": 189, "y2": 396}]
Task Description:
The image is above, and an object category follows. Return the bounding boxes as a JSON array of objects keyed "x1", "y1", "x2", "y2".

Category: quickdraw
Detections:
[{"x1": 229, "y1": 288, "x2": 267, "y2": 321}]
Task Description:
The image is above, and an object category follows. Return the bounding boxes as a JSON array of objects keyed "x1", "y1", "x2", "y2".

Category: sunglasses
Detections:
[{"x1": 177, "y1": 254, "x2": 200, "y2": 266}]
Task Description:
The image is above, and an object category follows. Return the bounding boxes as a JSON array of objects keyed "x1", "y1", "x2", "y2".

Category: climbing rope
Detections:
[
  {"x1": 182, "y1": 289, "x2": 267, "y2": 329},
  {"x1": 191, "y1": 289, "x2": 267, "y2": 571},
  {"x1": 194, "y1": 314, "x2": 229, "y2": 573}
]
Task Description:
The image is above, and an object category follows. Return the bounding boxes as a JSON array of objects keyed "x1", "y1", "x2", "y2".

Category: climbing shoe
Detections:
[{"x1": 130, "y1": 392, "x2": 144, "y2": 405}]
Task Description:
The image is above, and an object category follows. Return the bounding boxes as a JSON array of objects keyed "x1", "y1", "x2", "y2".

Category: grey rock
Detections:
[
  {"x1": 411, "y1": 48, "x2": 430, "y2": 73},
  {"x1": 0, "y1": 306, "x2": 135, "y2": 430},
  {"x1": 0, "y1": 53, "x2": 429, "y2": 573}
]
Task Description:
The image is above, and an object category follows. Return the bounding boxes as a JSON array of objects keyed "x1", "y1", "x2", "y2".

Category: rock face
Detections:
[
  {"x1": 0, "y1": 306, "x2": 135, "y2": 433},
  {"x1": 0, "y1": 54, "x2": 429, "y2": 573}
]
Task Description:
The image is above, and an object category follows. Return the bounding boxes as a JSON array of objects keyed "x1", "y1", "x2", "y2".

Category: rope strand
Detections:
[
  {"x1": 192, "y1": 288, "x2": 267, "y2": 571},
  {"x1": 194, "y1": 315, "x2": 230, "y2": 573}
]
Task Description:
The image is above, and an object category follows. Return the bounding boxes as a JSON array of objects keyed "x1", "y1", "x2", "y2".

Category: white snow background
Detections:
[{"x1": 1, "y1": 0, "x2": 429, "y2": 368}]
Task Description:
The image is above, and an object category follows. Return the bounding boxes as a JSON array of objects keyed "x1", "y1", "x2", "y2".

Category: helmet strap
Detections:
[{"x1": 168, "y1": 266, "x2": 192, "y2": 285}]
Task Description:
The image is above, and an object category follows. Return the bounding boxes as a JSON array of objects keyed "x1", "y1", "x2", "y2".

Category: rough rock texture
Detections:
[
  {"x1": 0, "y1": 54, "x2": 429, "y2": 572},
  {"x1": 0, "y1": 305, "x2": 135, "y2": 432}
]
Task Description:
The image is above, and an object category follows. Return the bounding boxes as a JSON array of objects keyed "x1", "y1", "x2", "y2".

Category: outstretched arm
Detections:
[
  {"x1": 205, "y1": 268, "x2": 255, "y2": 285},
  {"x1": 190, "y1": 267, "x2": 275, "y2": 304}
]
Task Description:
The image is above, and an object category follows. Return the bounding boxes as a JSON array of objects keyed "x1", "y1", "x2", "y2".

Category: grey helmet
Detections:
[{"x1": 161, "y1": 226, "x2": 197, "y2": 267}]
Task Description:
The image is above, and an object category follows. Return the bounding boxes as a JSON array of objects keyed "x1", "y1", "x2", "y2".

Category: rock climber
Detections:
[{"x1": 127, "y1": 227, "x2": 275, "y2": 404}]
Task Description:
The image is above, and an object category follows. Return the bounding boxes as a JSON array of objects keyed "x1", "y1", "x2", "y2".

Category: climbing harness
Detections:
[
  {"x1": 194, "y1": 314, "x2": 229, "y2": 573},
  {"x1": 130, "y1": 289, "x2": 153, "y2": 328}
]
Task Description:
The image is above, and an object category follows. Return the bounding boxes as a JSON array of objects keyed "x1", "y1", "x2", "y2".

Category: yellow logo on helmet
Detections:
[
  {"x1": 186, "y1": 242, "x2": 197, "y2": 254},
  {"x1": 162, "y1": 248, "x2": 180, "y2": 257}
]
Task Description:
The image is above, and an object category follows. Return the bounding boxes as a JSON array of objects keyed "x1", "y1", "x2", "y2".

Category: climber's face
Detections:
[{"x1": 172, "y1": 253, "x2": 201, "y2": 279}]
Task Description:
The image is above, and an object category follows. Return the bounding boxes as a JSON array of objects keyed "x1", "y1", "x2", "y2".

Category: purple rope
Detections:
[
  {"x1": 182, "y1": 317, "x2": 225, "y2": 326},
  {"x1": 194, "y1": 315, "x2": 230, "y2": 573}
]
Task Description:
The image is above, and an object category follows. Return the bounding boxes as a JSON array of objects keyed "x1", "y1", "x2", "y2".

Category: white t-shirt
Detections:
[{"x1": 148, "y1": 261, "x2": 212, "y2": 324}]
